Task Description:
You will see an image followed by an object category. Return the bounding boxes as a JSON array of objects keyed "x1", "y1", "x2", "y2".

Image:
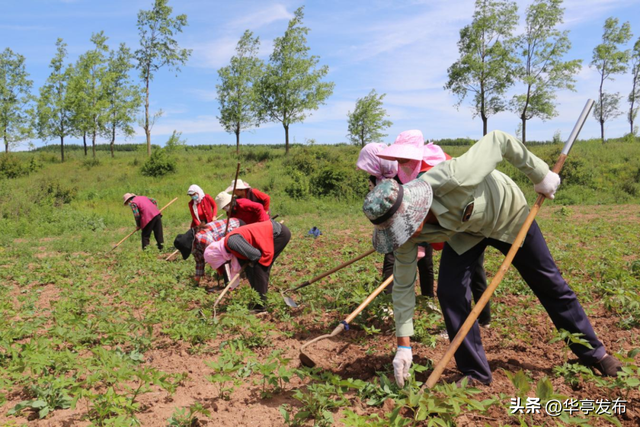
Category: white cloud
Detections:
[{"x1": 226, "y1": 4, "x2": 293, "y2": 30}]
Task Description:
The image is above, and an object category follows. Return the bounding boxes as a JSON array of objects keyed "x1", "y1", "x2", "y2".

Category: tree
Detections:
[
  {"x1": 590, "y1": 17, "x2": 632, "y2": 142},
  {"x1": 511, "y1": 0, "x2": 581, "y2": 144},
  {"x1": 257, "y1": 6, "x2": 334, "y2": 154},
  {"x1": 0, "y1": 48, "x2": 33, "y2": 153},
  {"x1": 628, "y1": 37, "x2": 640, "y2": 136},
  {"x1": 346, "y1": 89, "x2": 393, "y2": 147},
  {"x1": 71, "y1": 32, "x2": 110, "y2": 158},
  {"x1": 104, "y1": 43, "x2": 142, "y2": 158},
  {"x1": 217, "y1": 30, "x2": 264, "y2": 155},
  {"x1": 37, "y1": 39, "x2": 73, "y2": 162},
  {"x1": 445, "y1": 0, "x2": 518, "y2": 136},
  {"x1": 135, "y1": 0, "x2": 191, "y2": 157}
]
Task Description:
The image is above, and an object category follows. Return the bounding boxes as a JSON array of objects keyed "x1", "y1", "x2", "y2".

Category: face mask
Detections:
[
  {"x1": 191, "y1": 195, "x2": 199, "y2": 202},
  {"x1": 397, "y1": 160, "x2": 420, "y2": 183}
]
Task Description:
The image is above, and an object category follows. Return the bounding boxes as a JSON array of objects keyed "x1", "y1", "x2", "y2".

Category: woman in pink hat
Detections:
[
  {"x1": 357, "y1": 143, "x2": 434, "y2": 296},
  {"x1": 376, "y1": 131, "x2": 491, "y2": 326}
]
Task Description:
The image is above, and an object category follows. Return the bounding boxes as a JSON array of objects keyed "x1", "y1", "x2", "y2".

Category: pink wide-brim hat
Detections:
[
  {"x1": 377, "y1": 130, "x2": 425, "y2": 162},
  {"x1": 423, "y1": 142, "x2": 448, "y2": 166}
]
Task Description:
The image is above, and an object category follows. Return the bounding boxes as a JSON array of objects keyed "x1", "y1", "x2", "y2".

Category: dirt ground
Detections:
[{"x1": 2, "y1": 205, "x2": 639, "y2": 426}]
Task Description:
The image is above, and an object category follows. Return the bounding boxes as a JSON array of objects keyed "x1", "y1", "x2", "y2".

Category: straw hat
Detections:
[
  {"x1": 215, "y1": 191, "x2": 232, "y2": 212},
  {"x1": 123, "y1": 193, "x2": 136, "y2": 205},
  {"x1": 225, "y1": 179, "x2": 251, "y2": 192}
]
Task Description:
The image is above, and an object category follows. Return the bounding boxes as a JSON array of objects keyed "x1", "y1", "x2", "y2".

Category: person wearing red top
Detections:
[
  {"x1": 187, "y1": 184, "x2": 217, "y2": 228},
  {"x1": 225, "y1": 179, "x2": 271, "y2": 215},
  {"x1": 204, "y1": 219, "x2": 291, "y2": 312},
  {"x1": 215, "y1": 191, "x2": 269, "y2": 225}
]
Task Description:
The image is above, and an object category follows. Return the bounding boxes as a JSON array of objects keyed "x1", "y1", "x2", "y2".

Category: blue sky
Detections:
[{"x1": 2, "y1": 0, "x2": 640, "y2": 149}]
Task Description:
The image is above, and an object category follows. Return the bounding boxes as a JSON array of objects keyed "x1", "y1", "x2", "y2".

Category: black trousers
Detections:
[
  {"x1": 141, "y1": 214, "x2": 163, "y2": 250},
  {"x1": 437, "y1": 221, "x2": 605, "y2": 384},
  {"x1": 383, "y1": 247, "x2": 491, "y2": 324},
  {"x1": 245, "y1": 224, "x2": 291, "y2": 305}
]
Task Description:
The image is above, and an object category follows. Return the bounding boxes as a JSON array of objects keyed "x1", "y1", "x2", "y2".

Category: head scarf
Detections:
[
  {"x1": 187, "y1": 184, "x2": 206, "y2": 204},
  {"x1": 204, "y1": 239, "x2": 242, "y2": 280},
  {"x1": 356, "y1": 143, "x2": 398, "y2": 184}
]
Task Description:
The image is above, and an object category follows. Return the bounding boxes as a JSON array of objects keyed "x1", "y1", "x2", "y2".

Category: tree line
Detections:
[
  {"x1": 2, "y1": 0, "x2": 640, "y2": 163},
  {"x1": 444, "y1": 0, "x2": 640, "y2": 144}
]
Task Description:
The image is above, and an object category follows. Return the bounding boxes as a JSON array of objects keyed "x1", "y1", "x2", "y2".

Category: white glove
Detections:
[
  {"x1": 393, "y1": 346, "x2": 412, "y2": 387},
  {"x1": 534, "y1": 171, "x2": 561, "y2": 199}
]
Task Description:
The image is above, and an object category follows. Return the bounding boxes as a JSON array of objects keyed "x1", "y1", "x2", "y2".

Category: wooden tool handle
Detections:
[
  {"x1": 225, "y1": 162, "x2": 241, "y2": 235},
  {"x1": 290, "y1": 248, "x2": 376, "y2": 292},
  {"x1": 345, "y1": 274, "x2": 394, "y2": 324}
]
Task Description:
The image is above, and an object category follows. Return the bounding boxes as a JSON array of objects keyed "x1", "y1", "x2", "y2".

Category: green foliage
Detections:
[
  {"x1": 36, "y1": 38, "x2": 73, "y2": 162},
  {"x1": 628, "y1": 37, "x2": 640, "y2": 135},
  {"x1": 254, "y1": 350, "x2": 294, "y2": 398},
  {"x1": 591, "y1": 17, "x2": 633, "y2": 142},
  {"x1": 164, "y1": 130, "x2": 187, "y2": 153},
  {"x1": 257, "y1": 6, "x2": 334, "y2": 153},
  {"x1": 69, "y1": 31, "x2": 111, "y2": 159},
  {"x1": 511, "y1": 0, "x2": 581, "y2": 144},
  {"x1": 140, "y1": 147, "x2": 176, "y2": 177},
  {"x1": 205, "y1": 351, "x2": 243, "y2": 400},
  {"x1": 135, "y1": 0, "x2": 192, "y2": 156},
  {"x1": 553, "y1": 362, "x2": 595, "y2": 387},
  {"x1": 167, "y1": 402, "x2": 211, "y2": 426},
  {"x1": 217, "y1": 30, "x2": 264, "y2": 154},
  {"x1": 8, "y1": 376, "x2": 74, "y2": 419},
  {"x1": 0, "y1": 153, "x2": 36, "y2": 178},
  {"x1": 347, "y1": 89, "x2": 393, "y2": 147},
  {"x1": 104, "y1": 43, "x2": 141, "y2": 158},
  {"x1": 445, "y1": 0, "x2": 519, "y2": 134},
  {"x1": 0, "y1": 47, "x2": 33, "y2": 153}
]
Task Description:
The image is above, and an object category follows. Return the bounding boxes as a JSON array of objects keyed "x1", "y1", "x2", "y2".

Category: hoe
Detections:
[{"x1": 299, "y1": 274, "x2": 393, "y2": 368}]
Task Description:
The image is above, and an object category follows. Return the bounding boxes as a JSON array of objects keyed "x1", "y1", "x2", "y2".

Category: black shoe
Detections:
[{"x1": 591, "y1": 354, "x2": 622, "y2": 377}]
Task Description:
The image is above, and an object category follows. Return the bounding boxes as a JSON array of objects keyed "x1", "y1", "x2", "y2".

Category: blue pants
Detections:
[{"x1": 437, "y1": 221, "x2": 606, "y2": 384}]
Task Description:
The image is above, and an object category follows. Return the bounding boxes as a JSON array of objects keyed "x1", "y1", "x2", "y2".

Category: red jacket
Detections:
[
  {"x1": 246, "y1": 188, "x2": 270, "y2": 213},
  {"x1": 231, "y1": 198, "x2": 269, "y2": 225},
  {"x1": 224, "y1": 220, "x2": 274, "y2": 267},
  {"x1": 189, "y1": 194, "x2": 217, "y2": 228}
]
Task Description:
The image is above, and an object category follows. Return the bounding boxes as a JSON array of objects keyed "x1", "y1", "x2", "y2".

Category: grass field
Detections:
[{"x1": 1, "y1": 142, "x2": 639, "y2": 426}]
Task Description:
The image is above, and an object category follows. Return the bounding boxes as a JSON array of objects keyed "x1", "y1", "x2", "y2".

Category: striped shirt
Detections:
[{"x1": 193, "y1": 219, "x2": 240, "y2": 278}]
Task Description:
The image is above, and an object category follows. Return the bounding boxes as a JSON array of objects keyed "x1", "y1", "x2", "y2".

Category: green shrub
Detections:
[
  {"x1": 242, "y1": 149, "x2": 272, "y2": 163},
  {"x1": 285, "y1": 170, "x2": 310, "y2": 200},
  {"x1": 0, "y1": 154, "x2": 30, "y2": 179},
  {"x1": 82, "y1": 158, "x2": 101, "y2": 169},
  {"x1": 141, "y1": 149, "x2": 176, "y2": 177}
]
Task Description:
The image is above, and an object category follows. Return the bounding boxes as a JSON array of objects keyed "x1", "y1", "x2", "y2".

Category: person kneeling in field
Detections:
[
  {"x1": 123, "y1": 193, "x2": 164, "y2": 250},
  {"x1": 173, "y1": 218, "x2": 243, "y2": 285},
  {"x1": 362, "y1": 130, "x2": 622, "y2": 387},
  {"x1": 215, "y1": 191, "x2": 269, "y2": 225},
  {"x1": 204, "y1": 219, "x2": 291, "y2": 312}
]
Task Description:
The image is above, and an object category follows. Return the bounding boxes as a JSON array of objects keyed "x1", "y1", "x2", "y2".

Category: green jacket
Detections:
[{"x1": 393, "y1": 130, "x2": 550, "y2": 337}]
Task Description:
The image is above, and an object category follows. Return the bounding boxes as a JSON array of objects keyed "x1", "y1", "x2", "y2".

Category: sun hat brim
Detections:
[
  {"x1": 376, "y1": 143, "x2": 423, "y2": 162},
  {"x1": 225, "y1": 179, "x2": 251, "y2": 192},
  {"x1": 367, "y1": 180, "x2": 433, "y2": 254}
]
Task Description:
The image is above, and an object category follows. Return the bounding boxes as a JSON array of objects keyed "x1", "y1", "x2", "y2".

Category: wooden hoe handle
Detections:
[{"x1": 111, "y1": 197, "x2": 179, "y2": 251}]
